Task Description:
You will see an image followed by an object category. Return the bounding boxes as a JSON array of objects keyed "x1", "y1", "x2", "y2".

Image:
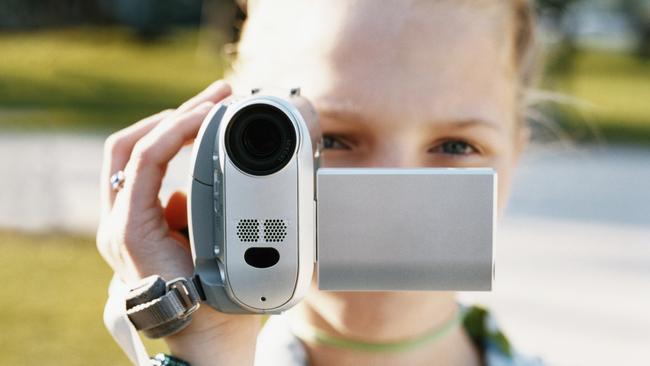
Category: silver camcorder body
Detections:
[{"x1": 188, "y1": 89, "x2": 496, "y2": 314}]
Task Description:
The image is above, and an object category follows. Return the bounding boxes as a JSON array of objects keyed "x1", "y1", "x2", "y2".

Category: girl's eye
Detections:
[
  {"x1": 322, "y1": 135, "x2": 353, "y2": 150},
  {"x1": 429, "y1": 140, "x2": 479, "y2": 156}
]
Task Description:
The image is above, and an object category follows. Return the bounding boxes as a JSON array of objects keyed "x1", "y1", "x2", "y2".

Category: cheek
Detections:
[
  {"x1": 497, "y1": 167, "x2": 513, "y2": 215},
  {"x1": 320, "y1": 155, "x2": 365, "y2": 168},
  {"x1": 492, "y1": 149, "x2": 518, "y2": 216},
  {"x1": 495, "y1": 126, "x2": 528, "y2": 215},
  {"x1": 320, "y1": 148, "x2": 379, "y2": 168}
]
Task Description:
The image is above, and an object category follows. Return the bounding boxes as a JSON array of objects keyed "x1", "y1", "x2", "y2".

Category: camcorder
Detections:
[
  {"x1": 187, "y1": 88, "x2": 496, "y2": 314},
  {"x1": 120, "y1": 88, "x2": 496, "y2": 340}
]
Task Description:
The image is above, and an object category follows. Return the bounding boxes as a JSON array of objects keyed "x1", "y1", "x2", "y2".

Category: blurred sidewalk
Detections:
[{"x1": 0, "y1": 132, "x2": 649, "y2": 365}]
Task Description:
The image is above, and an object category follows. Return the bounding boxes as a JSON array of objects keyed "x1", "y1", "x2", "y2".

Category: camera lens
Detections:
[
  {"x1": 225, "y1": 104, "x2": 297, "y2": 176},
  {"x1": 242, "y1": 119, "x2": 281, "y2": 158}
]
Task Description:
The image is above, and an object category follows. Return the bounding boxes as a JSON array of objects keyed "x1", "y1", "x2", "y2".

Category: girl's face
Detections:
[
  {"x1": 233, "y1": 0, "x2": 528, "y2": 209},
  {"x1": 231, "y1": 1, "x2": 529, "y2": 329}
]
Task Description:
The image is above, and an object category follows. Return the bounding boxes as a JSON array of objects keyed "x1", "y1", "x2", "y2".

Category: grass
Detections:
[
  {"x1": 0, "y1": 230, "x2": 167, "y2": 365},
  {"x1": 0, "y1": 27, "x2": 227, "y2": 132},
  {"x1": 0, "y1": 27, "x2": 648, "y2": 143},
  {"x1": 542, "y1": 50, "x2": 650, "y2": 144}
]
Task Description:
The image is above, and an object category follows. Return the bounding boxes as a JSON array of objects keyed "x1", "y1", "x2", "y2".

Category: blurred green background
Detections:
[
  {"x1": 0, "y1": 231, "x2": 165, "y2": 365},
  {"x1": 0, "y1": 28, "x2": 226, "y2": 131},
  {"x1": 0, "y1": 0, "x2": 649, "y2": 142},
  {"x1": 0, "y1": 0, "x2": 649, "y2": 365},
  {"x1": 0, "y1": 29, "x2": 647, "y2": 141}
]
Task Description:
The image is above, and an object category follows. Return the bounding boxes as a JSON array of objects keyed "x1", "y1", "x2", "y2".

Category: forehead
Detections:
[{"x1": 233, "y1": 0, "x2": 517, "y2": 128}]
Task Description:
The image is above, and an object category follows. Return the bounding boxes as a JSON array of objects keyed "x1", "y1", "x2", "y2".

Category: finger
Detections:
[
  {"x1": 166, "y1": 191, "x2": 191, "y2": 251},
  {"x1": 100, "y1": 110, "x2": 172, "y2": 217},
  {"x1": 174, "y1": 80, "x2": 231, "y2": 115},
  {"x1": 100, "y1": 81, "x2": 230, "y2": 217},
  {"x1": 123, "y1": 101, "x2": 215, "y2": 212},
  {"x1": 165, "y1": 191, "x2": 188, "y2": 231}
]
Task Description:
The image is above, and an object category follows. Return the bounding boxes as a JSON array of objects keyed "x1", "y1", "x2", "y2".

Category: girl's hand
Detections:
[{"x1": 96, "y1": 81, "x2": 260, "y2": 366}]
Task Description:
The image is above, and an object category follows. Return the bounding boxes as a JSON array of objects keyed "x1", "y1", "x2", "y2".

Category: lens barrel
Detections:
[{"x1": 225, "y1": 104, "x2": 297, "y2": 176}]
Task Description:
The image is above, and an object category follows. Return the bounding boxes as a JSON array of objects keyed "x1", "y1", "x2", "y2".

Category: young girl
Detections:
[{"x1": 97, "y1": 1, "x2": 542, "y2": 365}]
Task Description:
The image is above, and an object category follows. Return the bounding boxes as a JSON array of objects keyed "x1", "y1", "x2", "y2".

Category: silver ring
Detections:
[{"x1": 110, "y1": 170, "x2": 126, "y2": 192}]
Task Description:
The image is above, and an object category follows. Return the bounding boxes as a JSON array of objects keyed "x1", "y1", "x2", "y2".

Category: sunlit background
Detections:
[{"x1": 0, "y1": 0, "x2": 648, "y2": 365}]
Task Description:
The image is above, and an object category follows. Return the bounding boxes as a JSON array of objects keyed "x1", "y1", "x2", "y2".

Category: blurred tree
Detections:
[
  {"x1": 536, "y1": 0, "x2": 581, "y2": 82},
  {"x1": 0, "y1": 0, "x2": 107, "y2": 28},
  {"x1": 0, "y1": 0, "x2": 203, "y2": 37},
  {"x1": 107, "y1": 0, "x2": 202, "y2": 39},
  {"x1": 111, "y1": 0, "x2": 170, "y2": 39},
  {"x1": 620, "y1": 0, "x2": 650, "y2": 60}
]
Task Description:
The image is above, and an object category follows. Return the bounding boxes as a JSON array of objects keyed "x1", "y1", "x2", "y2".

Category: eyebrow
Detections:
[
  {"x1": 316, "y1": 102, "x2": 364, "y2": 122},
  {"x1": 317, "y1": 105, "x2": 504, "y2": 133},
  {"x1": 433, "y1": 118, "x2": 504, "y2": 132}
]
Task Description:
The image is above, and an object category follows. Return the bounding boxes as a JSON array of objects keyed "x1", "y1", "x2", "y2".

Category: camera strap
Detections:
[{"x1": 104, "y1": 274, "x2": 203, "y2": 365}]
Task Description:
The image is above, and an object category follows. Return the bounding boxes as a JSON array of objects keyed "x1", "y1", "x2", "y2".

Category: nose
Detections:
[{"x1": 365, "y1": 145, "x2": 415, "y2": 168}]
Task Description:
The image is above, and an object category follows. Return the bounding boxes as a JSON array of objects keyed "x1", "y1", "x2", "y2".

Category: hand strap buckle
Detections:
[
  {"x1": 167, "y1": 278, "x2": 200, "y2": 318},
  {"x1": 125, "y1": 275, "x2": 203, "y2": 339}
]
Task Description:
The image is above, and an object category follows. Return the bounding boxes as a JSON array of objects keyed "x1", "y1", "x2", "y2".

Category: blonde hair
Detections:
[
  {"x1": 229, "y1": 0, "x2": 541, "y2": 125},
  {"x1": 512, "y1": 0, "x2": 538, "y2": 88}
]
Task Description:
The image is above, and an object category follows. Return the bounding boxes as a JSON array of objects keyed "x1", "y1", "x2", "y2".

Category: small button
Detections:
[{"x1": 244, "y1": 247, "x2": 280, "y2": 268}]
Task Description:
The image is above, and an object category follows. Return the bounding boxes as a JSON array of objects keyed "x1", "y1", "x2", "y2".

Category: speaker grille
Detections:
[
  {"x1": 236, "y1": 219, "x2": 259, "y2": 242},
  {"x1": 264, "y1": 219, "x2": 287, "y2": 242}
]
